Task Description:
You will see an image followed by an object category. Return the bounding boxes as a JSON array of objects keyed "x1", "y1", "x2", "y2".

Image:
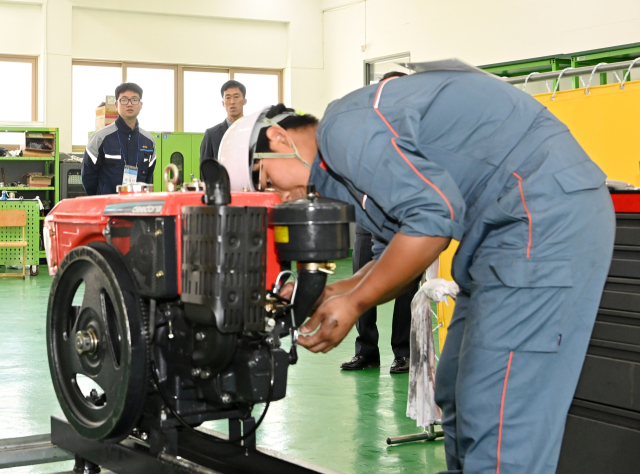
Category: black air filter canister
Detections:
[{"x1": 269, "y1": 184, "x2": 355, "y2": 262}]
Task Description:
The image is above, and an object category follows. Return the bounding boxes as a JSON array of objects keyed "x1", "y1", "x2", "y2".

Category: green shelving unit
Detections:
[
  {"x1": 0, "y1": 126, "x2": 60, "y2": 262},
  {"x1": 480, "y1": 42, "x2": 640, "y2": 90},
  {"x1": 0, "y1": 200, "x2": 40, "y2": 267},
  {"x1": 481, "y1": 55, "x2": 571, "y2": 89},
  {"x1": 0, "y1": 186, "x2": 55, "y2": 191},
  {"x1": 570, "y1": 42, "x2": 640, "y2": 88}
]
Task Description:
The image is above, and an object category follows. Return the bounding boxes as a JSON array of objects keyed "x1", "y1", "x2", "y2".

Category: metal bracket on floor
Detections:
[
  {"x1": 0, "y1": 433, "x2": 74, "y2": 469},
  {"x1": 386, "y1": 422, "x2": 444, "y2": 446}
]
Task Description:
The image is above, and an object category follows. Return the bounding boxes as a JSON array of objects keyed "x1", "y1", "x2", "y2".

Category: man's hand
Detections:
[
  {"x1": 297, "y1": 295, "x2": 361, "y2": 353},
  {"x1": 295, "y1": 233, "x2": 451, "y2": 355}
]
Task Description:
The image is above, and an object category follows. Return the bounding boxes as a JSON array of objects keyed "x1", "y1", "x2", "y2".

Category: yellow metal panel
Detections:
[
  {"x1": 435, "y1": 79, "x2": 640, "y2": 349},
  {"x1": 534, "y1": 79, "x2": 640, "y2": 185},
  {"x1": 437, "y1": 239, "x2": 458, "y2": 350}
]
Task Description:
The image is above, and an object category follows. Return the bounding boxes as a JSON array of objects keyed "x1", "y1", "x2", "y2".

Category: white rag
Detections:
[{"x1": 406, "y1": 260, "x2": 459, "y2": 427}]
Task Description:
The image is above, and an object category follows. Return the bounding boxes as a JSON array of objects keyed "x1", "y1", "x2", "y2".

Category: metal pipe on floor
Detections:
[{"x1": 386, "y1": 424, "x2": 444, "y2": 445}]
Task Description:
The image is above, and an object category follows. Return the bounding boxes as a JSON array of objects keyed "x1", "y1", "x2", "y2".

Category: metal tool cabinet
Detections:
[{"x1": 557, "y1": 191, "x2": 640, "y2": 473}]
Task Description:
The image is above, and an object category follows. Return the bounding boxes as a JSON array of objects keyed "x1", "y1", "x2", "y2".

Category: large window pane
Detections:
[
  {"x1": 72, "y1": 64, "x2": 122, "y2": 146},
  {"x1": 234, "y1": 73, "x2": 279, "y2": 116},
  {"x1": 184, "y1": 70, "x2": 229, "y2": 132},
  {"x1": 126, "y1": 67, "x2": 175, "y2": 132},
  {"x1": 0, "y1": 60, "x2": 33, "y2": 122}
]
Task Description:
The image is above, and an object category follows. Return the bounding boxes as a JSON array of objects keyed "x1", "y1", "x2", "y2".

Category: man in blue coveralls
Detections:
[{"x1": 221, "y1": 64, "x2": 615, "y2": 473}]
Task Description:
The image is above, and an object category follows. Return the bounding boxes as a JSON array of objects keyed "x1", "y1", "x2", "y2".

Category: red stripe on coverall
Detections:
[
  {"x1": 373, "y1": 77, "x2": 455, "y2": 220},
  {"x1": 497, "y1": 351, "x2": 514, "y2": 474},
  {"x1": 512, "y1": 172, "x2": 532, "y2": 258}
]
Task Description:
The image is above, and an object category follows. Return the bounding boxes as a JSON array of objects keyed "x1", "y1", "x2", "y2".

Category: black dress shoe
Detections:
[
  {"x1": 340, "y1": 355, "x2": 380, "y2": 370},
  {"x1": 390, "y1": 356, "x2": 410, "y2": 374}
]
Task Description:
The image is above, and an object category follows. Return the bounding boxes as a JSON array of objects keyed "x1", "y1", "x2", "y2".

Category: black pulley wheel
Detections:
[{"x1": 47, "y1": 244, "x2": 149, "y2": 441}]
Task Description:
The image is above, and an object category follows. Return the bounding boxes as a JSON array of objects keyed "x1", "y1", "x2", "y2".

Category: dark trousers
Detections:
[{"x1": 352, "y1": 226, "x2": 418, "y2": 360}]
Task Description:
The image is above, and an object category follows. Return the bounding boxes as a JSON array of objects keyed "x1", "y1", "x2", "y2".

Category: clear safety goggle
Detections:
[{"x1": 252, "y1": 117, "x2": 311, "y2": 191}]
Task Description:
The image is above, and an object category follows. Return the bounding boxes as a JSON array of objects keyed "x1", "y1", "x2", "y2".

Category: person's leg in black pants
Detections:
[
  {"x1": 341, "y1": 226, "x2": 417, "y2": 372},
  {"x1": 391, "y1": 277, "x2": 419, "y2": 359},
  {"x1": 349, "y1": 228, "x2": 381, "y2": 366}
]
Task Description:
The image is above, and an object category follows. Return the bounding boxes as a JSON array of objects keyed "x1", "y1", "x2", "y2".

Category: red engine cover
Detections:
[{"x1": 44, "y1": 191, "x2": 282, "y2": 290}]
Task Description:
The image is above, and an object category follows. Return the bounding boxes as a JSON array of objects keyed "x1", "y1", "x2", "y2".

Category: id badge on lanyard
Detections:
[
  {"x1": 117, "y1": 130, "x2": 140, "y2": 185},
  {"x1": 123, "y1": 164, "x2": 138, "y2": 185}
]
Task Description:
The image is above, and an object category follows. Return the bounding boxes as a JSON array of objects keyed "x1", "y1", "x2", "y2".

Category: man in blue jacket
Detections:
[
  {"x1": 82, "y1": 82, "x2": 156, "y2": 195},
  {"x1": 220, "y1": 64, "x2": 615, "y2": 474}
]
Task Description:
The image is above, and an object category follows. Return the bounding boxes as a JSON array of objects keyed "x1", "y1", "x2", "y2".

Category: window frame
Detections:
[
  {"x1": 0, "y1": 54, "x2": 38, "y2": 122},
  {"x1": 363, "y1": 52, "x2": 411, "y2": 86},
  {"x1": 71, "y1": 60, "x2": 283, "y2": 149},
  {"x1": 180, "y1": 66, "x2": 230, "y2": 132},
  {"x1": 230, "y1": 68, "x2": 284, "y2": 104}
]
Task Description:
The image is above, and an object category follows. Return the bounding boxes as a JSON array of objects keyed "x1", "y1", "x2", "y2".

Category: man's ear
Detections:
[
  {"x1": 242, "y1": 98, "x2": 247, "y2": 106},
  {"x1": 265, "y1": 126, "x2": 291, "y2": 152}
]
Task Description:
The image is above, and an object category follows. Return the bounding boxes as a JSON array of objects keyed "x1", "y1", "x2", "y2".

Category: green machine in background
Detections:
[{"x1": 152, "y1": 132, "x2": 204, "y2": 192}]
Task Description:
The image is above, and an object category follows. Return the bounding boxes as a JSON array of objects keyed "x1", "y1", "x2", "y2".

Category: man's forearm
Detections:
[
  {"x1": 324, "y1": 260, "x2": 375, "y2": 297},
  {"x1": 346, "y1": 233, "x2": 450, "y2": 315}
]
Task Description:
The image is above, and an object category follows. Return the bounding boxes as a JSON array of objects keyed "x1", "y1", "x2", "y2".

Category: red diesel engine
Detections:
[{"x1": 43, "y1": 161, "x2": 353, "y2": 451}]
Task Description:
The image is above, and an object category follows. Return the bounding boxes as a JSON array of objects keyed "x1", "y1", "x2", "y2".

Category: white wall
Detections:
[
  {"x1": 0, "y1": 0, "x2": 324, "y2": 151},
  {"x1": 322, "y1": 0, "x2": 640, "y2": 105},
  {"x1": 2, "y1": 0, "x2": 640, "y2": 149}
]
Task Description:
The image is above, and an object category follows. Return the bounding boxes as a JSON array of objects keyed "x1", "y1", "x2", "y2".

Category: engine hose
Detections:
[{"x1": 291, "y1": 269, "x2": 327, "y2": 328}]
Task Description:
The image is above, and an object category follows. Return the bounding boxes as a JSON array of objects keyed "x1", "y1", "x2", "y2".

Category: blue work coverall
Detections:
[{"x1": 308, "y1": 70, "x2": 615, "y2": 474}]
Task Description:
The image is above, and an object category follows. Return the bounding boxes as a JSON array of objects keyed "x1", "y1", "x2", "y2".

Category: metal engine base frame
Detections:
[{"x1": 51, "y1": 416, "x2": 336, "y2": 474}]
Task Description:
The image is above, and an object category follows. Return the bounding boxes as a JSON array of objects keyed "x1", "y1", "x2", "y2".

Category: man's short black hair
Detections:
[
  {"x1": 221, "y1": 80, "x2": 246, "y2": 98},
  {"x1": 255, "y1": 104, "x2": 319, "y2": 153},
  {"x1": 381, "y1": 71, "x2": 407, "y2": 81},
  {"x1": 115, "y1": 83, "x2": 143, "y2": 100}
]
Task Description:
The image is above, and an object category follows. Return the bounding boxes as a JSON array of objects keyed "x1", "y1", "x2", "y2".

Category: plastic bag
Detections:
[{"x1": 406, "y1": 260, "x2": 459, "y2": 428}]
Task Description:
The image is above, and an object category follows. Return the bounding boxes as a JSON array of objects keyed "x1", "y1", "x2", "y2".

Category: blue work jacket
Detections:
[
  {"x1": 309, "y1": 70, "x2": 607, "y2": 290},
  {"x1": 82, "y1": 116, "x2": 157, "y2": 195}
]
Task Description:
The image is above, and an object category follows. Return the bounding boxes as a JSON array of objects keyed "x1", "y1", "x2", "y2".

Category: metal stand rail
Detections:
[
  {"x1": 0, "y1": 432, "x2": 74, "y2": 469},
  {"x1": 50, "y1": 416, "x2": 337, "y2": 474},
  {"x1": 0, "y1": 417, "x2": 339, "y2": 474}
]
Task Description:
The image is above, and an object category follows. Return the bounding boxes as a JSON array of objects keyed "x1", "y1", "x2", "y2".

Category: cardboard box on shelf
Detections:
[
  {"x1": 96, "y1": 95, "x2": 117, "y2": 116},
  {"x1": 21, "y1": 132, "x2": 55, "y2": 157},
  {"x1": 96, "y1": 115, "x2": 117, "y2": 130},
  {"x1": 22, "y1": 150, "x2": 55, "y2": 157},
  {"x1": 25, "y1": 172, "x2": 55, "y2": 187}
]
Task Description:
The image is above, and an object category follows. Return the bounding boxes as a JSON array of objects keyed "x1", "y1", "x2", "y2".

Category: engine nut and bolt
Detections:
[
  {"x1": 75, "y1": 329, "x2": 98, "y2": 355},
  {"x1": 265, "y1": 318, "x2": 276, "y2": 331},
  {"x1": 195, "y1": 332, "x2": 206, "y2": 341},
  {"x1": 221, "y1": 393, "x2": 232, "y2": 404},
  {"x1": 160, "y1": 410, "x2": 167, "y2": 421},
  {"x1": 265, "y1": 336, "x2": 275, "y2": 346},
  {"x1": 140, "y1": 432, "x2": 148, "y2": 441},
  {"x1": 200, "y1": 369, "x2": 211, "y2": 379},
  {"x1": 191, "y1": 367, "x2": 201, "y2": 377}
]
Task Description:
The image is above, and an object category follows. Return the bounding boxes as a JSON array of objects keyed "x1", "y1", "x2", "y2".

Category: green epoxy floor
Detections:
[{"x1": 0, "y1": 260, "x2": 447, "y2": 474}]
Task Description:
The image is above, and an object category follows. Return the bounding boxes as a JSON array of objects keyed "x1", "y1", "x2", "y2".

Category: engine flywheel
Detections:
[{"x1": 47, "y1": 243, "x2": 149, "y2": 441}]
